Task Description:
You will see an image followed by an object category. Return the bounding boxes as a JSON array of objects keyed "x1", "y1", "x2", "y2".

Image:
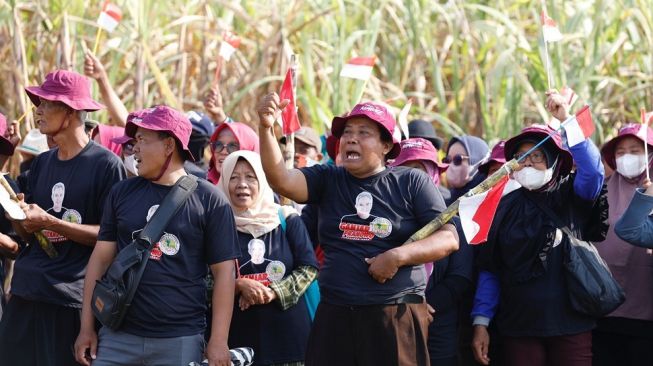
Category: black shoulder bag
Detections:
[
  {"x1": 91, "y1": 175, "x2": 198, "y2": 330},
  {"x1": 527, "y1": 195, "x2": 625, "y2": 317}
]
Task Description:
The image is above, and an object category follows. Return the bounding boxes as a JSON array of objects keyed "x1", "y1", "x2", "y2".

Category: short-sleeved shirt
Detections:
[
  {"x1": 11, "y1": 141, "x2": 126, "y2": 308},
  {"x1": 300, "y1": 165, "x2": 446, "y2": 306},
  {"x1": 98, "y1": 177, "x2": 240, "y2": 337},
  {"x1": 229, "y1": 214, "x2": 317, "y2": 365}
]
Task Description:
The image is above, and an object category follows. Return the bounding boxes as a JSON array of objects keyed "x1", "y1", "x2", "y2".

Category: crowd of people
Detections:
[{"x1": 0, "y1": 49, "x2": 651, "y2": 366}]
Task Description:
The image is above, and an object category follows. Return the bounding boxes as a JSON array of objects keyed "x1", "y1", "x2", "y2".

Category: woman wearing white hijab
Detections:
[{"x1": 219, "y1": 150, "x2": 318, "y2": 366}]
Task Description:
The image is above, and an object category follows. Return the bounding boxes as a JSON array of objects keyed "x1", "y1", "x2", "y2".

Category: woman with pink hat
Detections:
[
  {"x1": 472, "y1": 92, "x2": 606, "y2": 366},
  {"x1": 590, "y1": 123, "x2": 653, "y2": 366},
  {"x1": 390, "y1": 137, "x2": 473, "y2": 366},
  {"x1": 255, "y1": 93, "x2": 459, "y2": 366},
  {"x1": 207, "y1": 122, "x2": 259, "y2": 184}
]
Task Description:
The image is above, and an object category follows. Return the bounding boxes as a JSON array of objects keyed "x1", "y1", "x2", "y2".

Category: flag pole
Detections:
[
  {"x1": 541, "y1": 0, "x2": 553, "y2": 89},
  {"x1": 404, "y1": 113, "x2": 576, "y2": 244},
  {"x1": 92, "y1": 27, "x2": 103, "y2": 55},
  {"x1": 642, "y1": 108, "x2": 650, "y2": 182},
  {"x1": 284, "y1": 54, "x2": 298, "y2": 171}
]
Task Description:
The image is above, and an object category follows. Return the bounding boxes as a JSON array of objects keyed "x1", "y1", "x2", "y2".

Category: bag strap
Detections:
[
  {"x1": 124, "y1": 175, "x2": 198, "y2": 308},
  {"x1": 138, "y1": 175, "x2": 199, "y2": 249}
]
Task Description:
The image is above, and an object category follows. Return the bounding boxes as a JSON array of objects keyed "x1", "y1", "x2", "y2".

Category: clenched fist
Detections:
[{"x1": 256, "y1": 93, "x2": 289, "y2": 129}]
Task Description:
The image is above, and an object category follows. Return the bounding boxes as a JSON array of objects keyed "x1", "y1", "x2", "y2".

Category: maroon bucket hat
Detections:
[
  {"x1": 505, "y1": 124, "x2": 573, "y2": 176},
  {"x1": 125, "y1": 106, "x2": 195, "y2": 161},
  {"x1": 600, "y1": 123, "x2": 653, "y2": 170},
  {"x1": 390, "y1": 138, "x2": 448, "y2": 171},
  {"x1": 25, "y1": 70, "x2": 105, "y2": 111},
  {"x1": 0, "y1": 113, "x2": 15, "y2": 156},
  {"x1": 479, "y1": 140, "x2": 506, "y2": 174},
  {"x1": 331, "y1": 102, "x2": 401, "y2": 159},
  {"x1": 111, "y1": 111, "x2": 144, "y2": 145}
]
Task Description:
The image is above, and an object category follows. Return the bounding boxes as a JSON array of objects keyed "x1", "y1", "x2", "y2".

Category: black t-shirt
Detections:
[
  {"x1": 11, "y1": 141, "x2": 125, "y2": 307},
  {"x1": 98, "y1": 177, "x2": 240, "y2": 337},
  {"x1": 229, "y1": 214, "x2": 317, "y2": 365},
  {"x1": 301, "y1": 165, "x2": 446, "y2": 306}
]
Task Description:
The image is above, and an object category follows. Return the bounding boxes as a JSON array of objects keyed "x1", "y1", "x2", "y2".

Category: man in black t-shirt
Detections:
[
  {"x1": 0, "y1": 70, "x2": 126, "y2": 366},
  {"x1": 74, "y1": 106, "x2": 239, "y2": 366}
]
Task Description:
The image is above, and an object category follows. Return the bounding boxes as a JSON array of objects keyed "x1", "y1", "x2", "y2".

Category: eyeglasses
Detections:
[
  {"x1": 514, "y1": 150, "x2": 546, "y2": 164},
  {"x1": 212, "y1": 141, "x2": 240, "y2": 154},
  {"x1": 443, "y1": 154, "x2": 470, "y2": 166}
]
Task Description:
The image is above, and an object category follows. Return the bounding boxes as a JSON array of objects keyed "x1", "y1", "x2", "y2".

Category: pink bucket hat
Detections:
[
  {"x1": 125, "y1": 106, "x2": 195, "y2": 161},
  {"x1": 25, "y1": 70, "x2": 105, "y2": 111},
  {"x1": 601, "y1": 123, "x2": 653, "y2": 170},
  {"x1": 390, "y1": 138, "x2": 448, "y2": 171},
  {"x1": 0, "y1": 113, "x2": 15, "y2": 156},
  {"x1": 479, "y1": 140, "x2": 506, "y2": 174},
  {"x1": 111, "y1": 111, "x2": 144, "y2": 146},
  {"x1": 331, "y1": 102, "x2": 401, "y2": 159}
]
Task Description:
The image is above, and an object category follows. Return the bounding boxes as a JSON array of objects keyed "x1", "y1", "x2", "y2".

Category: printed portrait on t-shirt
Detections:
[
  {"x1": 339, "y1": 191, "x2": 393, "y2": 241},
  {"x1": 238, "y1": 238, "x2": 286, "y2": 285},
  {"x1": 132, "y1": 204, "x2": 181, "y2": 261},
  {"x1": 43, "y1": 182, "x2": 82, "y2": 242}
]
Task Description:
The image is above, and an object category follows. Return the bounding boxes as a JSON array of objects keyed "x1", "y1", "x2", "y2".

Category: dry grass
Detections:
[{"x1": 0, "y1": 0, "x2": 652, "y2": 144}]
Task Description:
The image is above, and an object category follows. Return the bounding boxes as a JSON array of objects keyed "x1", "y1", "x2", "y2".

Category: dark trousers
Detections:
[
  {"x1": 503, "y1": 331, "x2": 592, "y2": 366},
  {"x1": 593, "y1": 317, "x2": 653, "y2": 366},
  {"x1": 0, "y1": 296, "x2": 81, "y2": 366},
  {"x1": 305, "y1": 302, "x2": 430, "y2": 366}
]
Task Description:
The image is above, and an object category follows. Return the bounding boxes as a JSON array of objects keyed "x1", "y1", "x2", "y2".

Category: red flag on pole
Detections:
[{"x1": 279, "y1": 68, "x2": 301, "y2": 135}]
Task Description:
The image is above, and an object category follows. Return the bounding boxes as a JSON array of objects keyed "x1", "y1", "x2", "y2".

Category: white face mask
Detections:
[
  {"x1": 616, "y1": 154, "x2": 647, "y2": 179},
  {"x1": 513, "y1": 166, "x2": 554, "y2": 190},
  {"x1": 124, "y1": 154, "x2": 139, "y2": 176}
]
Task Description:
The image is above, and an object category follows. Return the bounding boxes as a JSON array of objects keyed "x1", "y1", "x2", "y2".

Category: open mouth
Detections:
[
  {"x1": 345, "y1": 151, "x2": 361, "y2": 160},
  {"x1": 236, "y1": 192, "x2": 251, "y2": 199}
]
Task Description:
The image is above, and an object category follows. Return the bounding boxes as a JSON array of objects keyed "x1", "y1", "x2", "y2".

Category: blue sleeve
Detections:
[
  {"x1": 471, "y1": 270, "x2": 500, "y2": 326},
  {"x1": 569, "y1": 139, "x2": 604, "y2": 201},
  {"x1": 615, "y1": 189, "x2": 653, "y2": 249}
]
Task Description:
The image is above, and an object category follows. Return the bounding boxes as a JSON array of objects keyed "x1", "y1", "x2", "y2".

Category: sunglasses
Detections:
[
  {"x1": 212, "y1": 141, "x2": 240, "y2": 154},
  {"x1": 443, "y1": 154, "x2": 470, "y2": 166},
  {"x1": 514, "y1": 150, "x2": 546, "y2": 164}
]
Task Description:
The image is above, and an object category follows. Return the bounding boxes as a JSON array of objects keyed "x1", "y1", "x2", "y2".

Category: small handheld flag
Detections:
[
  {"x1": 94, "y1": 2, "x2": 122, "y2": 54},
  {"x1": 279, "y1": 67, "x2": 301, "y2": 135},
  {"x1": 563, "y1": 105, "x2": 594, "y2": 147},
  {"x1": 218, "y1": 31, "x2": 241, "y2": 62},
  {"x1": 340, "y1": 56, "x2": 376, "y2": 81},
  {"x1": 540, "y1": 10, "x2": 562, "y2": 89}
]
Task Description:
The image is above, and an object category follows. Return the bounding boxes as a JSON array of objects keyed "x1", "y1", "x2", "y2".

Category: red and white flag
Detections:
[
  {"x1": 340, "y1": 56, "x2": 376, "y2": 80},
  {"x1": 219, "y1": 31, "x2": 241, "y2": 61},
  {"x1": 563, "y1": 105, "x2": 594, "y2": 147},
  {"x1": 548, "y1": 86, "x2": 578, "y2": 129},
  {"x1": 638, "y1": 108, "x2": 653, "y2": 140},
  {"x1": 96, "y1": 2, "x2": 122, "y2": 33},
  {"x1": 459, "y1": 176, "x2": 521, "y2": 245},
  {"x1": 279, "y1": 68, "x2": 301, "y2": 135},
  {"x1": 541, "y1": 11, "x2": 563, "y2": 43}
]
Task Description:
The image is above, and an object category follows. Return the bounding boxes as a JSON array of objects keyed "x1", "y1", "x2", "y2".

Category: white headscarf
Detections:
[{"x1": 218, "y1": 150, "x2": 296, "y2": 237}]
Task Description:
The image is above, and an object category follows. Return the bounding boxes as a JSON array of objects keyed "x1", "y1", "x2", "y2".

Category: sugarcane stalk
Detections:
[
  {"x1": 0, "y1": 174, "x2": 58, "y2": 258},
  {"x1": 404, "y1": 159, "x2": 521, "y2": 244}
]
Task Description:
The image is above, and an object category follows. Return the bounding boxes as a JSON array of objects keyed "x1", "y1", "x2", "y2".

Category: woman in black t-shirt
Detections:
[
  {"x1": 219, "y1": 150, "x2": 318, "y2": 366},
  {"x1": 255, "y1": 94, "x2": 459, "y2": 366}
]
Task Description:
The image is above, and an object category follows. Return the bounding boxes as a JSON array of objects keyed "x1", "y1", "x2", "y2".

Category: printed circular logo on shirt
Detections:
[
  {"x1": 62, "y1": 209, "x2": 83, "y2": 224},
  {"x1": 158, "y1": 233, "x2": 180, "y2": 256},
  {"x1": 370, "y1": 217, "x2": 392, "y2": 238},
  {"x1": 265, "y1": 260, "x2": 286, "y2": 282}
]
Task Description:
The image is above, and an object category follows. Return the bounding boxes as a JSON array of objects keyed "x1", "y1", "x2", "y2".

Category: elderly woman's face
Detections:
[
  {"x1": 339, "y1": 118, "x2": 391, "y2": 178},
  {"x1": 228, "y1": 160, "x2": 259, "y2": 211},
  {"x1": 515, "y1": 142, "x2": 548, "y2": 171}
]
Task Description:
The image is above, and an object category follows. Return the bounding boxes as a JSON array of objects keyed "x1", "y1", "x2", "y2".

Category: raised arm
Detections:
[
  {"x1": 256, "y1": 93, "x2": 309, "y2": 202},
  {"x1": 84, "y1": 51, "x2": 128, "y2": 127}
]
